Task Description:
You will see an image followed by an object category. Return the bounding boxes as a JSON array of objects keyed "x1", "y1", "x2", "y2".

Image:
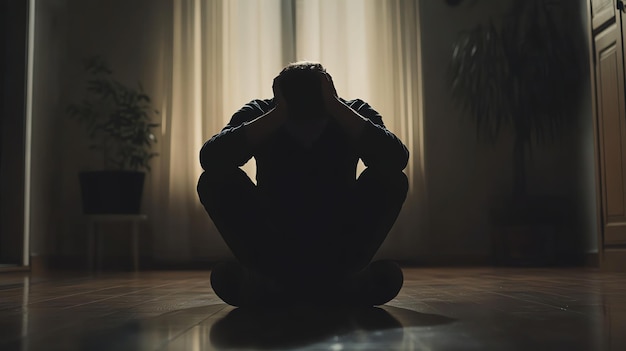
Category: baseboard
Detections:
[
  {"x1": 0, "y1": 265, "x2": 30, "y2": 273},
  {"x1": 32, "y1": 252, "x2": 601, "y2": 272},
  {"x1": 399, "y1": 254, "x2": 491, "y2": 267},
  {"x1": 31, "y1": 254, "x2": 90, "y2": 273},
  {"x1": 149, "y1": 260, "x2": 216, "y2": 270},
  {"x1": 585, "y1": 252, "x2": 599, "y2": 268},
  {"x1": 400, "y1": 252, "x2": 596, "y2": 268},
  {"x1": 33, "y1": 253, "x2": 154, "y2": 272},
  {"x1": 600, "y1": 248, "x2": 626, "y2": 272}
]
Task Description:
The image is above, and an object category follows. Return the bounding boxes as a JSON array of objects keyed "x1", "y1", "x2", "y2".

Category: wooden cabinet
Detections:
[
  {"x1": 595, "y1": 23, "x2": 626, "y2": 245},
  {"x1": 592, "y1": 0, "x2": 626, "y2": 270},
  {"x1": 591, "y1": 0, "x2": 617, "y2": 29}
]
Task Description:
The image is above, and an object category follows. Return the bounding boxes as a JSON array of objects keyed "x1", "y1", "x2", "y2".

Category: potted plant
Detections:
[
  {"x1": 67, "y1": 56, "x2": 159, "y2": 214},
  {"x1": 447, "y1": 0, "x2": 582, "y2": 265}
]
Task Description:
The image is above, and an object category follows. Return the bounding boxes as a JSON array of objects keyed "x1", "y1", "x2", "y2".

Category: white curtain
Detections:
[{"x1": 151, "y1": 0, "x2": 424, "y2": 262}]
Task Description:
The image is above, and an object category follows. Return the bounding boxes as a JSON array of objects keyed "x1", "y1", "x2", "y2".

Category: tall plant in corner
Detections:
[
  {"x1": 448, "y1": 0, "x2": 582, "y2": 199},
  {"x1": 67, "y1": 56, "x2": 159, "y2": 214},
  {"x1": 67, "y1": 56, "x2": 159, "y2": 172}
]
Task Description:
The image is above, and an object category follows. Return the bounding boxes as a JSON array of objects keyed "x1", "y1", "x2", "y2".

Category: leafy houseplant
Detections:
[
  {"x1": 448, "y1": 0, "x2": 581, "y2": 198},
  {"x1": 67, "y1": 56, "x2": 159, "y2": 214},
  {"x1": 447, "y1": 0, "x2": 582, "y2": 264}
]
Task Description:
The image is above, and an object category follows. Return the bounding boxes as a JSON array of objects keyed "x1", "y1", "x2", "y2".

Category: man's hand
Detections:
[
  {"x1": 318, "y1": 71, "x2": 367, "y2": 140},
  {"x1": 243, "y1": 76, "x2": 289, "y2": 147},
  {"x1": 319, "y1": 72, "x2": 341, "y2": 113},
  {"x1": 272, "y1": 76, "x2": 289, "y2": 117}
]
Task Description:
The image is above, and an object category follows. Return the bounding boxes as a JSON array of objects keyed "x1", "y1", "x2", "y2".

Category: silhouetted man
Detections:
[{"x1": 197, "y1": 62, "x2": 409, "y2": 307}]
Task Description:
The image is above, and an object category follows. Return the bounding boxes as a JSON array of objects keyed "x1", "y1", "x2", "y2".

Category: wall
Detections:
[
  {"x1": 29, "y1": 0, "x2": 597, "y2": 265},
  {"x1": 29, "y1": 0, "x2": 170, "y2": 264},
  {"x1": 0, "y1": 0, "x2": 28, "y2": 264},
  {"x1": 419, "y1": 0, "x2": 597, "y2": 261},
  {"x1": 30, "y1": 0, "x2": 69, "y2": 260}
]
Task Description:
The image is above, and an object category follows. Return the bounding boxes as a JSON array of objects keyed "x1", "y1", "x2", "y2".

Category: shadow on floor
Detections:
[
  {"x1": 210, "y1": 305, "x2": 455, "y2": 350},
  {"x1": 70, "y1": 304, "x2": 454, "y2": 351}
]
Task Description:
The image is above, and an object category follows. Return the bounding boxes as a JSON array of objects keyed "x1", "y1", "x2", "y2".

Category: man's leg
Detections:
[
  {"x1": 198, "y1": 169, "x2": 269, "y2": 270},
  {"x1": 291, "y1": 168, "x2": 408, "y2": 305},
  {"x1": 336, "y1": 168, "x2": 408, "y2": 306},
  {"x1": 197, "y1": 169, "x2": 288, "y2": 306},
  {"x1": 340, "y1": 168, "x2": 409, "y2": 273}
]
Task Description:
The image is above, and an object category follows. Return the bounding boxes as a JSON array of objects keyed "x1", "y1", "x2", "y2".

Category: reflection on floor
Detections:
[{"x1": 0, "y1": 268, "x2": 625, "y2": 350}]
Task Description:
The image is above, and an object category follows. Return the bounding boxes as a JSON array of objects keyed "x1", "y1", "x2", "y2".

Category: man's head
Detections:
[{"x1": 277, "y1": 61, "x2": 327, "y2": 116}]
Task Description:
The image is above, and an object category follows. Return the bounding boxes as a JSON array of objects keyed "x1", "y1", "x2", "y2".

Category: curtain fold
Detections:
[
  {"x1": 370, "y1": 0, "x2": 427, "y2": 259},
  {"x1": 152, "y1": 0, "x2": 424, "y2": 262},
  {"x1": 294, "y1": 0, "x2": 426, "y2": 259}
]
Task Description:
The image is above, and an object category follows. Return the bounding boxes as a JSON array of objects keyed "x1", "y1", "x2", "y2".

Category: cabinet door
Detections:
[
  {"x1": 591, "y1": 0, "x2": 616, "y2": 30},
  {"x1": 595, "y1": 22, "x2": 626, "y2": 246}
]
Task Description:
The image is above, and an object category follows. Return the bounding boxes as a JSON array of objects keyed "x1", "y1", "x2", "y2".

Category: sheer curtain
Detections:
[
  {"x1": 294, "y1": 0, "x2": 426, "y2": 259},
  {"x1": 151, "y1": 0, "x2": 424, "y2": 262}
]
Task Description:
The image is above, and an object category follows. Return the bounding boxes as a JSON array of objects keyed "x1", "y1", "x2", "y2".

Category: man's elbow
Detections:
[
  {"x1": 396, "y1": 159, "x2": 409, "y2": 172},
  {"x1": 199, "y1": 141, "x2": 225, "y2": 171},
  {"x1": 366, "y1": 152, "x2": 409, "y2": 173},
  {"x1": 391, "y1": 155, "x2": 409, "y2": 172},
  {"x1": 200, "y1": 141, "x2": 249, "y2": 172},
  {"x1": 390, "y1": 147, "x2": 409, "y2": 172},
  {"x1": 199, "y1": 142, "x2": 211, "y2": 170},
  {"x1": 400, "y1": 147, "x2": 409, "y2": 170}
]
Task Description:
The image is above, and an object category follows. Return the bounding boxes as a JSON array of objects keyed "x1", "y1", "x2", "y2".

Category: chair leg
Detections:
[
  {"x1": 132, "y1": 221, "x2": 139, "y2": 271},
  {"x1": 88, "y1": 220, "x2": 95, "y2": 272},
  {"x1": 97, "y1": 224, "x2": 103, "y2": 271}
]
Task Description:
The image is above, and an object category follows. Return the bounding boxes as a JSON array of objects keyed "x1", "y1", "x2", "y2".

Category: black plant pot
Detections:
[
  {"x1": 490, "y1": 195, "x2": 566, "y2": 267},
  {"x1": 79, "y1": 171, "x2": 145, "y2": 214}
]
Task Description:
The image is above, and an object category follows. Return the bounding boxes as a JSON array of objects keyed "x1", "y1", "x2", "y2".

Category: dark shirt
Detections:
[{"x1": 200, "y1": 98, "x2": 409, "y2": 230}]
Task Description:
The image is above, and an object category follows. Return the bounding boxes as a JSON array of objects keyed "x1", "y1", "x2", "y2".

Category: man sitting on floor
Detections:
[{"x1": 197, "y1": 61, "x2": 409, "y2": 307}]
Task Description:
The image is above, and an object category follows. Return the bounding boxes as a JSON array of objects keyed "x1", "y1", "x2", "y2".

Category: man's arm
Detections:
[
  {"x1": 348, "y1": 99, "x2": 409, "y2": 171},
  {"x1": 320, "y1": 73, "x2": 409, "y2": 172},
  {"x1": 199, "y1": 99, "x2": 275, "y2": 171},
  {"x1": 243, "y1": 77, "x2": 289, "y2": 146}
]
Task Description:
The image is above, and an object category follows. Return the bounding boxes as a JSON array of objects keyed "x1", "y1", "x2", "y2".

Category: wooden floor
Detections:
[{"x1": 0, "y1": 267, "x2": 625, "y2": 350}]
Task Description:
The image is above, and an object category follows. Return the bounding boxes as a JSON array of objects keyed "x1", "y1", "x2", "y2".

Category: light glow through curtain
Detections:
[{"x1": 151, "y1": 0, "x2": 424, "y2": 262}]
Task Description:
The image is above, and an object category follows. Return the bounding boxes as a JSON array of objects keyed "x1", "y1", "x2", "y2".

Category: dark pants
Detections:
[{"x1": 197, "y1": 167, "x2": 408, "y2": 284}]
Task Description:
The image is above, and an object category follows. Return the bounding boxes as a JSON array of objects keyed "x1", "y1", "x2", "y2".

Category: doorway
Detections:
[
  {"x1": 0, "y1": 0, "x2": 29, "y2": 269},
  {"x1": 590, "y1": 0, "x2": 626, "y2": 270}
]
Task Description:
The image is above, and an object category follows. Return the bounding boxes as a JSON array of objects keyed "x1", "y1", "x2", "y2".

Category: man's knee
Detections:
[
  {"x1": 386, "y1": 171, "x2": 409, "y2": 200},
  {"x1": 357, "y1": 168, "x2": 408, "y2": 203},
  {"x1": 197, "y1": 171, "x2": 219, "y2": 208},
  {"x1": 346, "y1": 169, "x2": 408, "y2": 265},
  {"x1": 197, "y1": 168, "x2": 252, "y2": 210}
]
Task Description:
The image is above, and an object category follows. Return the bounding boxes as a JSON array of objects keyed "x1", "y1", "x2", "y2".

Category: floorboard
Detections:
[{"x1": 0, "y1": 268, "x2": 625, "y2": 350}]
